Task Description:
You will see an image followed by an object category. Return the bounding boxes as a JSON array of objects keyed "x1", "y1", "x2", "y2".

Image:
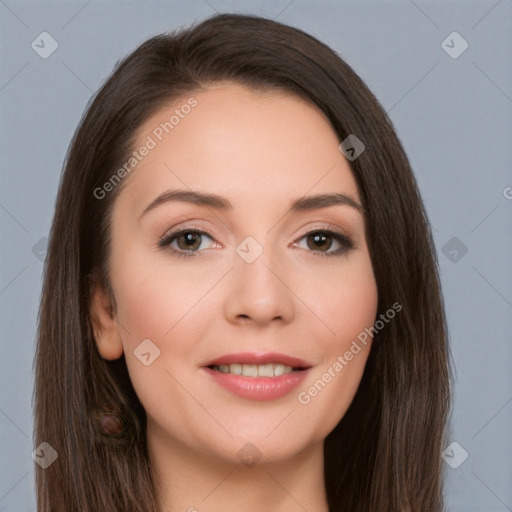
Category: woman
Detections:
[{"x1": 34, "y1": 12, "x2": 452, "y2": 512}]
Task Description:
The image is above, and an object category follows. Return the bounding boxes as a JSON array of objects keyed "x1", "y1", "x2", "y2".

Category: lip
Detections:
[
  {"x1": 202, "y1": 352, "x2": 313, "y2": 401},
  {"x1": 204, "y1": 352, "x2": 313, "y2": 369},
  {"x1": 202, "y1": 366, "x2": 311, "y2": 401}
]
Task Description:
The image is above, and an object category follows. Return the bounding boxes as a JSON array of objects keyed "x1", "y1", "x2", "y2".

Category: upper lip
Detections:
[{"x1": 204, "y1": 352, "x2": 313, "y2": 369}]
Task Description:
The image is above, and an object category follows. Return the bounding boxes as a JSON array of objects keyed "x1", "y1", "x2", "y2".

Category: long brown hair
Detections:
[{"x1": 34, "y1": 13, "x2": 452, "y2": 511}]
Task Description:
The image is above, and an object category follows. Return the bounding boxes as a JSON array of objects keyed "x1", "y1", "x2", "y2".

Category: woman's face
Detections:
[{"x1": 92, "y1": 82, "x2": 378, "y2": 465}]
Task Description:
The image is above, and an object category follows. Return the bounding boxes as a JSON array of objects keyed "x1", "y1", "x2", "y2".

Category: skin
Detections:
[{"x1": 90, "y1": 82, "x2": 378, "y2": 512}]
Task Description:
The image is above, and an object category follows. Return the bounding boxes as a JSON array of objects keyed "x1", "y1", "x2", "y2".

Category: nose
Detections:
[{"x1": 223, "y1": 241, "x2": 295, "y2": 326}]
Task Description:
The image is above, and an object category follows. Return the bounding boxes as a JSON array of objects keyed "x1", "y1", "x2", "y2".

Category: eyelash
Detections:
[{"x1": 157, "y1": 227, "x2": 354, "y2": 259}]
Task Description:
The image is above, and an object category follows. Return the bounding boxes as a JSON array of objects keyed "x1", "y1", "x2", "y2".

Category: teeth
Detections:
[
  {"x1": 258, "y1": 363, "x2": 274, "y2": 377},
  {"x1": 274, "y1": 364, "x2": 286, "y2": 376},
  {"x1": 213, "y1": 363, "x2": 294, "y2": 377},
  {"x1": 243, "y1": 364, "x2": 258, "y2": 377}
]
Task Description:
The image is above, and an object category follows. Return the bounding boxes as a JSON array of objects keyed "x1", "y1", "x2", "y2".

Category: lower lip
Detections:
[{"x1": 202, "y1": 367, "x2": 310, "y2": 401}]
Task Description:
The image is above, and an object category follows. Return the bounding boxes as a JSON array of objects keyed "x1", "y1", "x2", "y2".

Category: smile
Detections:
[
  {"x1": 209, "y1": 363, "x2": 301, "y2": 377},
  {"x1": 202, "y1": 352, "x2": 313, "y2": 400}
]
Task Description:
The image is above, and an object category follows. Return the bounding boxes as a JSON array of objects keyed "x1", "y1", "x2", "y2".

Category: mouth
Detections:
[
  {"x1": 203, "y1": 352, "x2": 312, "y2": 376},
  {"x1": 201, "y1": 352, "x2": 313, "y2": 400}
]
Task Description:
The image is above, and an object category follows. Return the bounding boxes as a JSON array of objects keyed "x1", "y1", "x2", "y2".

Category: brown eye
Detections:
[
  {"x1": 306, "y1": 232, "x2": 333, "y2": 252},
  {"x1": 297, "y1": 230, "x2": 354, "y2": 257},
  {"x1": 176, "y1": 232, "x2": 202, "y2": 251},
  {"x1": 158, "y1": 229, "x2": 215, "y2": 257}
]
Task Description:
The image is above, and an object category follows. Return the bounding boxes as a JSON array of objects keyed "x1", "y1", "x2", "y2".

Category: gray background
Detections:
[{"x1": 1, "y1": 0, "x2": 511, "y2": 510}]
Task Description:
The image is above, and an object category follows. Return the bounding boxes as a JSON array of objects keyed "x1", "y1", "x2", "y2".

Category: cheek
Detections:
[
  {"x1": 294, "y1": 251, "x2": 378, "y2": 348},
  {"x1": 292, "y1": 254, "x2": 377, "y2": 436},
  {"x1": 108, "y1": 247, "x2": 212, "y2": 428},
  {"x1": 111, "y1": 244, "x2": 215, "y2": 343},
  {"x1": 108, "y1": 243, "x2": 225, "y2": 391}
]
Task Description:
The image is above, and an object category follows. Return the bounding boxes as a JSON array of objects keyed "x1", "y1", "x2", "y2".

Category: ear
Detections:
[{"x1": 89, "y1": 280, "x2": 124, "y2": 360}]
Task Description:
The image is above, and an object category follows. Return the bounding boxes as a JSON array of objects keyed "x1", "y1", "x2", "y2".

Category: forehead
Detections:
[{"x1": 117, "y1": 82, "x2": 361, "y2": 215}]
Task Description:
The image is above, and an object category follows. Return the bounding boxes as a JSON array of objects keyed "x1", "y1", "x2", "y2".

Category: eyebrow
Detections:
[{"x1": 139, "y1": 189, "x2": 364, "y2": 220}]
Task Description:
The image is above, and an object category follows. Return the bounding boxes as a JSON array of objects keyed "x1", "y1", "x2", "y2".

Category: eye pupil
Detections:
[
  {"x1": 308, "y1": 233, "x2": 331, "y2": 252},
  {"x1": 178, "y1": 232, "x2": 201, "y2": 250}
]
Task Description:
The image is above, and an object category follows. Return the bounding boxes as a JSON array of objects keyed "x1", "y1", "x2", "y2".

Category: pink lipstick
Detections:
[{"x1": 202, "y1": 352, "x2": 312, "y2": 401}]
